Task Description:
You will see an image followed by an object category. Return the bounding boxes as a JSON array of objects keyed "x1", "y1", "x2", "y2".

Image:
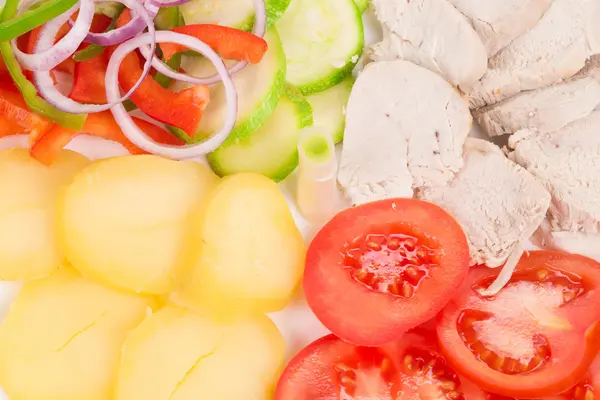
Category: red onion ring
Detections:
[
  {"x1": 82, "y1": 0, "x2": 159, "y2": 46},
  {"x1": 34, "y1": 0, "x2": 156, "y2": 114},
  {"x1": 11, "y1": 0, "x2": 94, "y2": 71},
  {"x1": 139, "y1": 0, "x2": 266, "y2": 85},
  {"x1": 148, "y1": 0, "x2": 192, "y2": 7},
  {"x1": 106, "y1": 31, "x2": 238, "y2": 158}
]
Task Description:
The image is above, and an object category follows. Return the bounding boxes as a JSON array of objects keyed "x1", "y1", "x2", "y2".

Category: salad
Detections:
[{"x1": 0, "y1": 0, "x2": 600, "y2": 399}]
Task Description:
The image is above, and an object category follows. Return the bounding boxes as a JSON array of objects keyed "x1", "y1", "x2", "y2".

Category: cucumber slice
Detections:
[
  {"x1": 354, "y1": 0, "x2": 369, "y2": 13},
  {"x1": 178, "y1": 29, "x2": 286, "y2": 144},
  {"x1": 305, "y1": 77, "x2": 353, "y2": 144},
  {"x1": 180, "y1": 0, "x2": 290, "y2": 30},
  {"x1": 208, "y1": 85, "x2": 313, "y2": 182},
  {"x1": 276, "y1": 0, "x2": 363, "y2": 95}
]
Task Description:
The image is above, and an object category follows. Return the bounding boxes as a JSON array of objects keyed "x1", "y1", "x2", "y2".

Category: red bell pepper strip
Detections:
[
  {"x1": 0, "y1": 83, "x2": 54, "y2": 141},
  {"x1": 69, "y1": 47, "x2": 109, "y2": 104},
  {"x1": 114, "y1": 9, "x2": 210, "y2": 137},
  {"x1": 30, "y1": 111, "x2": 184, "y2": 165},
  {"x1": 160, "y1": 24, "x2": 268, "y2": 63}
]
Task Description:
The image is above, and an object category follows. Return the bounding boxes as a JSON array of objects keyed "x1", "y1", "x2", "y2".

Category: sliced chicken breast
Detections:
[
  {"x1": 448, "y1": 0, "x2": 553, "y2": 57},
  {"x1": 475, "y1": 56, "x2": 600, "y2": 137},
  {"x1": 368, "y1": 0, "x2": 487, "y2": 92},
  {"x1": 469, "y1": 0, "x2": 600, "y2": 109},
  {"x1": 509, "y1": 111, "x2": 600, "y2": 235},
  {"x1": 508, "y1": 111, "x2": 600, "y2": 261},
  {"x1": 418, "y1": 139, "x2": 550, "y2": 269},
  {"x1": 338, "y1": 60, "x2": 471, "y2": 205}
]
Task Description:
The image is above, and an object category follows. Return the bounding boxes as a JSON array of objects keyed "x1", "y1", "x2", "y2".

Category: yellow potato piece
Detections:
[
  {"x1": 116, "y1": 305, "x2": 285, "y2": 400},
  {"x1": 59, "y1": 155, "x2": 219, "y2": 294},
  {"x1": 173, "y1": 173, "x2": 306, "y2": 316},
  {"x1": 0, "y1": 149, "x2": 90, "y2": 280},
  {"x1": 0, "y1": 268, "x2": 156, "y2": 400}
]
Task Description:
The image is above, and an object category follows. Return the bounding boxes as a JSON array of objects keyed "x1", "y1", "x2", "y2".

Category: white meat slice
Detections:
[
  {"x1": 418, "y1": 139, "x2": 550, "y2": 268},
  {"x1": 448, "y1": 0, "x2": 553, "y2": 57},
  {"x1": 509, "y1": 111, "x2": 600, "y2": 236},
  {"x1": 469, "y1": 0, "x2": 600, "y2": 109},
  {"x1": 368, "y1": 0, "x2": 487, "y2": 92},
  {"x1": 475, "y1": 56, "x2": 600, "y2": 137},
  {"x1": 338, "y1": 60, "x2": 471, "y2": 205}
]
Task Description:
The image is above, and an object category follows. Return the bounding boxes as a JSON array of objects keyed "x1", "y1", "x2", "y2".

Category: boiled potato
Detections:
[
  {"x1": 59, "y1": 155, "x2": 219, "y2": 294},
  {"x1": 116, "y1": 305, "x2": 285, "y2": 400},
  {"x1": 0, "y1": 267, "x2": 156, "y2": 400},
  {"x1": 0, "y1": 149, "x2": 89, "y2": 280},
  {"x1": 173, "y1": 173, "x2": 306, "y2": 316}
]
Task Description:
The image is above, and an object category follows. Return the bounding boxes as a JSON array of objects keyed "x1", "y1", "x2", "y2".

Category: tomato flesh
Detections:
[
  {"x1": 275, "y1": 331, "x2": 488, "y2": 400},
  {"x1": 304, "y1": 199, "x2": 470, "y2": 346},
  {"x1": 343, "y1": 232, "x2": 440, "y2": 298},
  {"x1": 438, "y1": 251, "x2": 600, "y2": 398},
  {"x1": 275, "y1": 335, "x2": 398, "y2": 399}
]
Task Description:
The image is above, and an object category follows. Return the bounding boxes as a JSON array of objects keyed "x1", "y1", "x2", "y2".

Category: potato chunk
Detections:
[
  {"x1": 59, "y1": 155, "x2": 219, "y2": 294},
  {"x1": 0, "y1": 149, "x2": 89, "y2": 280},
  {"x1": 0, "y1": 268, "x2": 155, "y2": 400},
  {"x1": 116, "y1": 305, "x2": 285, "y2": 400},
  {"x1": 173, "y1": 173, "x2": 306, "y2": 316}
]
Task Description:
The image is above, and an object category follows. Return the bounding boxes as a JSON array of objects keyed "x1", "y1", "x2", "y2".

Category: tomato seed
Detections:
[
  {"x1": 366, "y1": 241, "x2": 382, "y2": 251},
  {"x1": 388, "y1": 238, "x2": 400, "y2": 250},
  {"x1": 401, "y1": 282, "x2": 414, "y2": 298}
]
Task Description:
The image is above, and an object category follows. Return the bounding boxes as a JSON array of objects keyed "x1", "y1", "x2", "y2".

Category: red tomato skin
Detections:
[
  {"x1": 437, "y1": 251, "x2": 600, "y2": 399},
  {"x1": 304, "y1": 198, "x2": 470, "y2": 346}
]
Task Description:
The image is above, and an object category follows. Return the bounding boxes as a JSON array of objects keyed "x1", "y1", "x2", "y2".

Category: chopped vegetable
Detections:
[
  {"x1": 0, "y1": 0, "x2": 78, "y2": 41},
  {"x1": 296, "y1": 127, "x2": 340, "y2": 222},
  {"x1": 30, "y1": 111, "x2": 184, "y2": 165},
  {"x1": 72, "y1": 4, "x2": 125, "y2": 62},
  {"x1": 276, "y1": 0, "x2": 363, "y2": 95},
  {"x1": 69, "y1": 47, "x2": 109, "y2": 104},
  {"x1": 0, "y1": 82, "x2": 54, "y2": 139},
  {"x1": 0, "y1": 0, "x2": 86, "y2": 129},
  {"x1": 275, "y1": 330, "x2": 487, "y2": 399},
  {"x1": 304, "y1": 198, "x2": 470, "y2": 346},
  {"x1": 438, "y1": 251, "x2": 600, "y2": 398},
  {"x1": 0, "y1": 149, "x2": 89, "y2": 280},
  {"x1": 0, "y1": 268, "x2": 156, "y2": 400},
  {"x1": 207, "y1": 83, "x2": 313, "y2": 182},
  {"x1": 173, "y1": 173, "x2": 306, "y2": 317},
  {"x1": 178, "y1": 28, "x2": 284, "y2": 144},
  {"x1": 115, "y1": 10, "x2": 210, "y2": 136},
  {"x1": 115, "y1": 305, "x2": 285, "y2": 399},
  {"x1": 106, "y1": 31, "x2": 238, "y2": 158},
  {"x1": 59, "y1": 155, "x2": 219, "y2": 294},
  {"x1": 160, "y1": 24, "x2": 268, "y2": 63}
]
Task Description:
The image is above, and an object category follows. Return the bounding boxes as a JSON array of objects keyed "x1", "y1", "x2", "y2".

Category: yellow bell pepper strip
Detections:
[
  {"x1": 0, "y1": 0, "x2": 78, "y2": 41},
  {"x1": 0, "y1": 0, "x2": 86, "y2": 130}
]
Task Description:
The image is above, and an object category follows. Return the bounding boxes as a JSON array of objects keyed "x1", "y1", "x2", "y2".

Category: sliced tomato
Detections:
[
  {"x1": 275, "y1": 331, "x2": 488, "y2": 400},
  {"x1": 437, "y1": 251, "x2": 600, "y2": 398},
  {"x1": 275, "y1": 335, "x2": 399, "y2": 399},
  {"x1": 303, "y1": 198, "x2": 470, "y2": 346}
]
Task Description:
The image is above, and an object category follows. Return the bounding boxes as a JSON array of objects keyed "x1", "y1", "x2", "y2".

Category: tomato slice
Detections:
[
  {"x1": 275, "y1": 335, "x2": 399, "y2": 399},
  {"x1": 275, "y1": 331, "x2": 489, "y2": 400},
  {"x1": 437, "y1": 251, "x2": 600, "y2": 398},
  {"x1": 303, "y1": 198, "x2": 470, "y2": 346},
  {"x1": 485, "y1": 353, "x2": 600, "y2": 400}
]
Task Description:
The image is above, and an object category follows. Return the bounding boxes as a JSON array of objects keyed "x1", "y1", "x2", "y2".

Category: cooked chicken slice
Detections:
[
  {"x1": 418, "y1": 139, "x2": 550, "y2": 271},
  {"x1": 369, "y1": 0, "x2": 487, "y2": 92},
  {"x1": 469, "y1": 0, "x2": 600, "y2": 109},
  {"x1": 509, "y1": 111, "x2": 600, "y2": 237},
  {"x1": 448, "y1": 0, "x2": 553, "y2": 57},
  {"x1": 338, "y1": 60, "x2": 471, "y2": 205},
  {"x1": 475, "y1": 56, "x2": 600, "y2": 137}
]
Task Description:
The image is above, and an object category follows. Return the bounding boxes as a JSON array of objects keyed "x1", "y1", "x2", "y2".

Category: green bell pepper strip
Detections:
[
  {"x1": 0, "y1": 0, "x2": 86, "y2": 130},
  {"x1": 0, "y1": 0, "x2": 79, "y2": 41}
]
